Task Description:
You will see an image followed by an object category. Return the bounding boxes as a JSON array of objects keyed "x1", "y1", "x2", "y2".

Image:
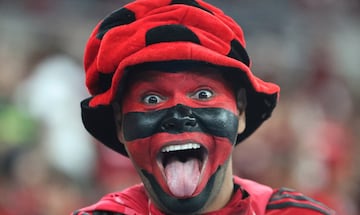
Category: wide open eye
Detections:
[
  {"x1": 191, "y1": 89, "x2": 214, "y2": 100},
  {"x1": 142, "y1": 94, "x2": 164, "y2": 105}
]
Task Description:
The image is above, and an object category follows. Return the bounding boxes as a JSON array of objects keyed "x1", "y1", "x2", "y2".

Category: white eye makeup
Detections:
[
  {"x1": 190, "y1": 89, "x2": 214, "y2": 100},
  {"x1": 142, "y1": 94, "x2": 165, "y2": 105}
]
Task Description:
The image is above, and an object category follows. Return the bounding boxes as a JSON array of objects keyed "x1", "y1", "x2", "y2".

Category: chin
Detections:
[{"x1": 137, "y1": 158, "x2": 232, "y2": 214}]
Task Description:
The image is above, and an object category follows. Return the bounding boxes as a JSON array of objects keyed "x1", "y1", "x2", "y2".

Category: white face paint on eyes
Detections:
[
  {"x1": 191, "y1": 89, "x2": 214, "y2": 101},
  {"x1": 142, "y1": 94, "x2": 166, "y2": 105}
]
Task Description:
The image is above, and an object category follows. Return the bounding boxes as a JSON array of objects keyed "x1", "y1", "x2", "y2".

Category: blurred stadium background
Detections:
[{"x1": 0, "y1": 0, "x2": 359, "y2": 214}]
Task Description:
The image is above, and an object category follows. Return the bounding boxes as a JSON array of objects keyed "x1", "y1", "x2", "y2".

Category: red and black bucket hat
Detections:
[{"x1": 81, "y1": 0, "x2": 280, "y2": 156}]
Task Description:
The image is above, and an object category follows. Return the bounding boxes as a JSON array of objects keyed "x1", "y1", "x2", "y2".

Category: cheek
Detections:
[
  {"x1": 125, "y1": 137, "x2": 154, "y2": 171},
  {"x1": 210, "y1": 136, "x2": 234, "y2": 165}
]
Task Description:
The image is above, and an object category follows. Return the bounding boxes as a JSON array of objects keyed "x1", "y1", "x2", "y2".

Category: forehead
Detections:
[
  {"x1": 125, "y1": 68, "x2": 226, "y2": 86},
  {"x1": 120, "y1": 68, "x2": 239, "y2": 114}
]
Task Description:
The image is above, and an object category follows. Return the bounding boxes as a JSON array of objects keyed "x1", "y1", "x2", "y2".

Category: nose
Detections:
[{"x1": 161, "y1": 104, "x2": 197, "y2": 132}]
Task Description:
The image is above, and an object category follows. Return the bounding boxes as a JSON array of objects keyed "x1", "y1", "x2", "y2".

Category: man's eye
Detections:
[
  {"x1": 192, "y1": 89, "x2": 214, "y2": 100},
  {"x1": 142, "y1": 94, "x2": 163, "y2": 104}
]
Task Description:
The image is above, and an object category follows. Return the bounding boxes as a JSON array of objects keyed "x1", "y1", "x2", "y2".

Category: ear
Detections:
[
  {"x1": 112, "y1": 102, "x2": 125, "y2": 143},
  {"x1": 236, "y1": 88, "x2": 247, "y2": 134}
]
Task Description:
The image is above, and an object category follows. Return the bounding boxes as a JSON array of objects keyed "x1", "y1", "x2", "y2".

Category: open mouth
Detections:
[
  {"x1": 161, "y1": 143, "x2": 207, "y2": 166},
  {"x1": 157, "y1": 143, "x2": 208, "y2": 198}
]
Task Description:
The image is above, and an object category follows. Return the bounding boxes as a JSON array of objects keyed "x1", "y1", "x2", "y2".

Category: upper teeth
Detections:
[{"x1": 161, "y1": 143, "x2": 200, "y2": 153}]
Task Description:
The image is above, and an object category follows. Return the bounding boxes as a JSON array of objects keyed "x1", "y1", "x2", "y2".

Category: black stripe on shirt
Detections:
[
  {"x1": 266, "y1": 202, "x2": 332, "y2": 215},
  {"x1": 267, "y1": 187, "x2": 335, "y2": 215}
]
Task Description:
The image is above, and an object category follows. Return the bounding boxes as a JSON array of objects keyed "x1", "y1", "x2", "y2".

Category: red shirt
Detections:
[{"x1": 72, "y1": 176, "x2": 335, "y2": 215}]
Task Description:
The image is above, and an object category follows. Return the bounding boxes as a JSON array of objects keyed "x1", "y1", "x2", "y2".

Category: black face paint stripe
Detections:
[
  {"x1": 141, "y1": 167, "x2": 219, "y2": 214},
  {"x1": 122, "y1": 105, "x2": 239, "y2": 143}
]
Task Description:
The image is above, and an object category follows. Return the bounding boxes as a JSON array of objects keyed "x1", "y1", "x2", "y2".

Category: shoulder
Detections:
[
  {"x1": 233, "y1": 176, "x2": 274, "y2": 215},
  {"x1": 233, "y1": 177, "x2": 336, "y2": 215},
  {"x1": 71, "y1": 184, "x2": 149, "y2": 215},
  {"x1": 265, "y1": 187, "x2": 336, "y2": 215}
]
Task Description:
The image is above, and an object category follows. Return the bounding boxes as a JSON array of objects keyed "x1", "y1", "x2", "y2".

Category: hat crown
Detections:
[{"x1": 84, "y1": 0, "x2": 249, "y2": 102}]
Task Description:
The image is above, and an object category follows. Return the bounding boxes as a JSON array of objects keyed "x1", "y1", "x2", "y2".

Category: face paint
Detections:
[
  {"x1": 123, "y1": 105, "x2": 239, "y2": 142},
  {"x1": 119, "y1": 70, "x2": 240, "y2": 212}
]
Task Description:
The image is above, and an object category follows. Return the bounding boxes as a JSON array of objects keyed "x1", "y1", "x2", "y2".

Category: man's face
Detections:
[{"x1": 116, "y1": 69, "x2": 244, "y2": 213}]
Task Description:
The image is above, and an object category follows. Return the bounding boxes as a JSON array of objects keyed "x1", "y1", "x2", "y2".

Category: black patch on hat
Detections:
[
  {"x1": 227, "y1": 39, "x2": 250, "y2": 66},
  {"x1": 97, "y1": 7, "x2": 136, "y2": 39},
  {"x1": 171, "y1": 0, "x2": 213, "y2": 14},
  {"x1": 145, "y1": 24, "x2": 200, "y2": 46},
  {"x1": 97, "y1": 73, "x2": 113, "y2": 93}
]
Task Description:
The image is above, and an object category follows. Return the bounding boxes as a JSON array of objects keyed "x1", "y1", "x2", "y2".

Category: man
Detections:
[{"x1": 73, "y1": 0, "x2": 335, "y2": 214}]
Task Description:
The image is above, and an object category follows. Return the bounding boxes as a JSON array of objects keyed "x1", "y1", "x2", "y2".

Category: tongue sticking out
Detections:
[{"x1": 164, "y1": 157, "x2": 201, "y2": 198}]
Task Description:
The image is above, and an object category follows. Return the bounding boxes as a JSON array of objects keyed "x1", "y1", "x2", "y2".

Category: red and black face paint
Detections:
[
  {"x1": 123, "y1": 105, "x2": 239, "y2": 143},
  {"x1": 119, "y1": 70, "x2": 240, "y2": 213}
]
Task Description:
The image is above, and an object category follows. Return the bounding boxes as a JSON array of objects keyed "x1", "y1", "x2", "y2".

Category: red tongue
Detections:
[{"x1": 164, "y1": 157, "x2": 200, "y2": 198}]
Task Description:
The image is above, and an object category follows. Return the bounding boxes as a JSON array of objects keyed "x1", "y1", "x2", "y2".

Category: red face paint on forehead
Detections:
[{"x1": 121, "y1": 70, "x2": 238, "y2": 115}]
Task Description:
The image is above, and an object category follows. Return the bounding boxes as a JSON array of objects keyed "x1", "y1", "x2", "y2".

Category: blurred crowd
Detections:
[{"x1": 0, "y1": 0, "x2": 359, "y2": 214}]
